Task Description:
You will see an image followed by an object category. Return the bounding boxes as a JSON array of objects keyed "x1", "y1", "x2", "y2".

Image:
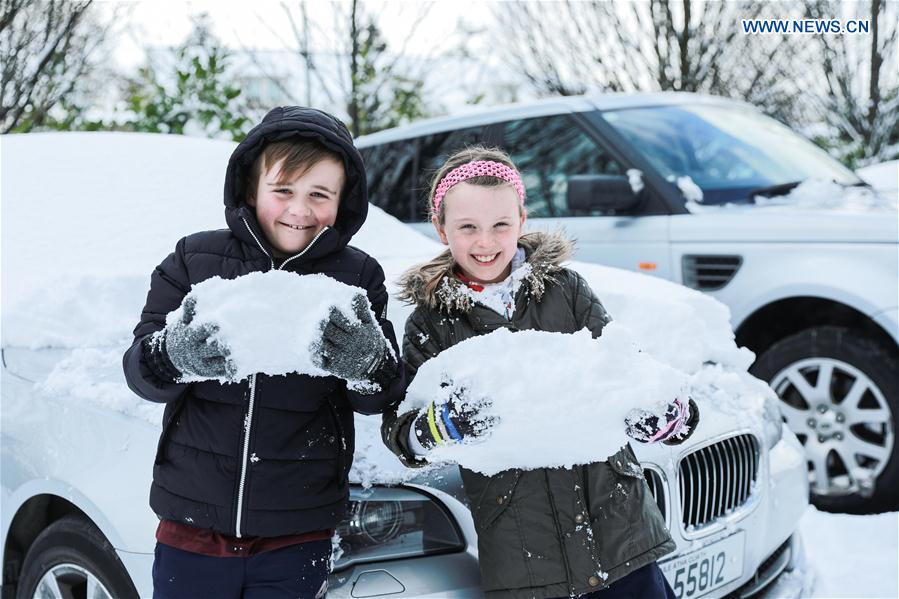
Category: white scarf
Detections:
[{"x1": 466, "y1": 248, "x2": 529, "y2": 319}]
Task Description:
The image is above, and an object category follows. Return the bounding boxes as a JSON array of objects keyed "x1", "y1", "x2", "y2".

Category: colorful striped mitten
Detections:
[
  {"x1": 625, "y1": 398, "x2": 699, "y2": 445},
  {"x1": 411, "y1": 385, "x2": 497, "y2": 450}
]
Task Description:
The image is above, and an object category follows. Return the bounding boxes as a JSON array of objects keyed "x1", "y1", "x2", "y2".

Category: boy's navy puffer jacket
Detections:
[{"x1": 123, "y1": 106, "x2": 405, "y2": 538}]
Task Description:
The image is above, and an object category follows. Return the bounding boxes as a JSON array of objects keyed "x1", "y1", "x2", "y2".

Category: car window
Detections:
[
  {"x1": 362, "y1": 127, "x2": 484, "y2": 223},
  {"x1": 603, "y1": 104, "x2": 862, "y2": 204},
  {"x1": 499, "y1": 115, "x2": 624, "y2": 217},
  {"x1": 361, "y1": 141, "x2": 417, "y2": 221}
]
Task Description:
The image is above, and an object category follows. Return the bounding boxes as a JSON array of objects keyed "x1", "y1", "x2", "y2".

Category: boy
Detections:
[{"x1": 123, "y1": 106, "x2": 404, "y2": 598}]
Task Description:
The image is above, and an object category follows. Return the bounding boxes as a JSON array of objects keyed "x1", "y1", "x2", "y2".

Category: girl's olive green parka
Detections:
[{"x1": 382, "y1": 231, "x2": 676, "y2": 599}]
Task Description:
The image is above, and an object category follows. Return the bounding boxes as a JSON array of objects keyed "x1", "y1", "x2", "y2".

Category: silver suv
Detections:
[{"x1": 356, "y1": 92, "x2": 899, "y2": 513}]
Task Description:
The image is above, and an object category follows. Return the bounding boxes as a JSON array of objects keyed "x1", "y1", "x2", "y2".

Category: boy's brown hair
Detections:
[
  {"x1": 245, "y1": 139, "x2": 344, "y2": 203},
  {"x1": 428, "y1": 145, "x2": 525, "y2": 225}
]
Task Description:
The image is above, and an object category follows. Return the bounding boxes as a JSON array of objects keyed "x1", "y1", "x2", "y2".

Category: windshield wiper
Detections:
[{"x1": 746, "y1": 180, "x2": 804, "y2": 201}]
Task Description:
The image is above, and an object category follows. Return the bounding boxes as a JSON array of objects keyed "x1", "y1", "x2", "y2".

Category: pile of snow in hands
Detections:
[
  {"x1": 162, "y1": 270, "x2": 392, "y2": 392},
  {"x1": 401, "y1": 324, "x2": 773, "y2": 476},
  {"x1": 401, "y1": 326, "x2": 688, "y2": 474}
]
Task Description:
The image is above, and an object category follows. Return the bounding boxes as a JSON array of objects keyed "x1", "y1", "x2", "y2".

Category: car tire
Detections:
[
  {"x1": 16, "y1": 515, "x2": 139, "y2": 599},
  {"x1": 751, "y1": 326, "x2": 898, "y2": 514}
]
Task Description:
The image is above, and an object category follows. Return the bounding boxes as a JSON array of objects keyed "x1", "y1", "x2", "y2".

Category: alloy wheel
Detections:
[
  {"x1": 32, "y1": 563, "x2": 113, "y2": 599},
  {"x1": 771, "y1": 357, "x2": 894, "y2": 497}
]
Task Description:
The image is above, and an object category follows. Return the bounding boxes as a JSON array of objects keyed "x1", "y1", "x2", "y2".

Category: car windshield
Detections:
[{"x1": 602, "y1": 103, "x2": 863, "y2": 204}]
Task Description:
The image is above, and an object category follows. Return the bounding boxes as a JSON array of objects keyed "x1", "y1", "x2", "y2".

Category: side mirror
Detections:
[{"x1": 566, "y1": 175, "x2": 641, "y2": 213}]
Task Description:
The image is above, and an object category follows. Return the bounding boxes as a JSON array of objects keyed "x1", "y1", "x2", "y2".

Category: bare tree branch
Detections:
[{"x1": 1, "y1": 0, "x2": 110, "y2": 132}]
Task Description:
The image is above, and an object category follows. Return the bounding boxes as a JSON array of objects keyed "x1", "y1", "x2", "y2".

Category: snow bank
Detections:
[
  {"x1": 799, "y1": 506, "x2": 899, "y2": 598},
  {"x1": 571, "y1": 261, "x2": 754, "y2": 374},
  {"x1": 1, "y1": 132, "x2": 230, "y2": 312},
  {"x1": 37, "y1": 347, "x2": 162, "y2": 425},
  {"x1": 166, "y1": 270, "x2": 390, "y2": 386},
  {"x1": 353, "y1": 210, "x2": 440, "y2": 260},
  {"x1": 2, "y1": 275, "x2": 147, "y2": 349}
]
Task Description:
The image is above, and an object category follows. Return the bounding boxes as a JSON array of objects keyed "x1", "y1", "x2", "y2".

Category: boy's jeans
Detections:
[{"x1": 152, "y1": 539, "x2": 331, "y2": 599}]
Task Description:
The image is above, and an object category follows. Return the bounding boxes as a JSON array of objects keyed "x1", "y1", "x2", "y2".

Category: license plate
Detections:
[{"x1": 660, "y1": 532, "x2": 745, "y2": 599}]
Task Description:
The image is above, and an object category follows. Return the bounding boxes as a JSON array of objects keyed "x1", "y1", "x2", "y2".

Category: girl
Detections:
[{"x1": 382, "y1": 147, "x2": 697, "y2": 598}]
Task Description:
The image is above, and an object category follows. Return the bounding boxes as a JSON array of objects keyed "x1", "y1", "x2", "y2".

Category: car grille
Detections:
[
  {"x1": 643, "y1": 468, "x2": 666, "y2": 520},
  {"x1": 679, "y1": 434, "x2": 760, "y2": 530}
]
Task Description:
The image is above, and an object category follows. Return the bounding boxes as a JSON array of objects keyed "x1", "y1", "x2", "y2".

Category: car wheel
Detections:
[
  {"x1": 751, "y1": 326, "x2": 898, "y2": 514},
  {"x1": 16, "y1": 516, "x2": 139, "y2": 599}
]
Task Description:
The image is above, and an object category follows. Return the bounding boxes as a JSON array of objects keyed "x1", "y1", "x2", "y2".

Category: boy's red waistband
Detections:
[{"x1": 156, "y1": 518, "x2": 333, "y2": 557}]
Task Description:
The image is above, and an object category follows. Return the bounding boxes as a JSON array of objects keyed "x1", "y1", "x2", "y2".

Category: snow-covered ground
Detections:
[
  {"x1": 3, "y1": 132, "x2": 897, "y2": 597},
  {"x1": 798, "y1": 506, "x2": 898, "y2": 598}
]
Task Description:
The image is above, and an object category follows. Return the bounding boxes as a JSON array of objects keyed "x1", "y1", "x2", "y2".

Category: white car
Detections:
[
  {"x1": 2, "y1": 132, "x2": 808, "y2": 599},
  {"x1": 356, "y1": 93, "x2": 899, "y2": 513}
]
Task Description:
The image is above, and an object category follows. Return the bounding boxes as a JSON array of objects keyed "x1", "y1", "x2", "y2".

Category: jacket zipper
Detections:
[
  {"x1": 543, "y1": 470, "x2": 576, "y2": 594},
  {"x1": 240, "y1": 217, "x2": 330, "y2": 272},
  {"x1": 232, "y1": 220, "x2": 330, "y2": 537},
  {"x1": 234, "y1": 373, "x2": 257, "y2": 537}
]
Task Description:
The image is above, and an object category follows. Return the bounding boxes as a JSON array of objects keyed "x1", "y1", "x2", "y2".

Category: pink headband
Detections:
[{"x1": 432, "y1": 160, "x2": 525, "y2": 213}]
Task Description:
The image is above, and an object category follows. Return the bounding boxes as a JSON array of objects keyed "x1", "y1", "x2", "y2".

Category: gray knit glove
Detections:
[
  {"x1": 312, "y1": 294, "x2": 397, "y2": 390},
  {"x1": 142, "y1": 296, "x2": 236, "y2": 382}
]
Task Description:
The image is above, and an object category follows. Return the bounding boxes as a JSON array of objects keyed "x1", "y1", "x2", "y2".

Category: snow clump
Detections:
[
  {"x1": 626, "y1": 169, "x2": 644, "y2": 194},
  {"x1": 400, "y1": 324, "x2": 770, "y2": 476},
  {"x1": 165, "y1": 270, "x2": 389, "y2": 386}
]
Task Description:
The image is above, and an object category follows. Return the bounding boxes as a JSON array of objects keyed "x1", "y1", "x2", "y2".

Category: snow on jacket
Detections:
[
  {"x1": 382, "y1": 231, "x2": 675, "y2": 599},
  {"x1": 123, "y1": 106, "x2": 405, "y2": 538}
]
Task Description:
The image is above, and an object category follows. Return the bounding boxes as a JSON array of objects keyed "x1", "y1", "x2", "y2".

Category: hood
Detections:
[
  {"x1": 397, "y1": 231, "x2": 573, "y2": 312},
  {"x1": 672, "y1": 208, "x2": 899, "y2": 244},
  {"x1": 223, "y1": 106, "x2": 368, "y2": 259}
]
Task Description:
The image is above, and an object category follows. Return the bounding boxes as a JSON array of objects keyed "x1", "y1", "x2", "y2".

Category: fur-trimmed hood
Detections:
[{"x1": 397, "y1": 231, "x2": 574, "y2": 312}]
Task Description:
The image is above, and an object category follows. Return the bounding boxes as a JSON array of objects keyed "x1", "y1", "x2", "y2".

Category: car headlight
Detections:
[
  {"x1": 332, "y1": 485, "x2": 465, "y2": 572},
  {"x1": 762, "y1": 394, "x2": 785, "y2": 449}
]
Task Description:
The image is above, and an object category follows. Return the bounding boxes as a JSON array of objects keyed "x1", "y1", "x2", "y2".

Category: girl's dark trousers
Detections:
[{"x1": 570, "y1": 562, "x2": 677, "y2": 599}]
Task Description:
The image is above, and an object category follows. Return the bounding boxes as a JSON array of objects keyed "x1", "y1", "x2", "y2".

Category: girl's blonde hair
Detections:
[{"x1": 428, "y1": 145, "x2": 526, "y2": 225}]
